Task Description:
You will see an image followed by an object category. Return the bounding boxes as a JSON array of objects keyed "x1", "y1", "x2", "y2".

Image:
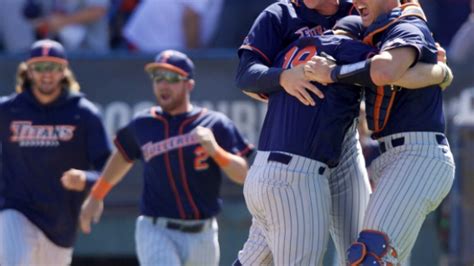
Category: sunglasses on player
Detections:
[
  {"x1": 29, "y1": 62, "x2": 65, "y2": 73},
  {"x1": 149, "y1": 70, "x2": 189, "y2": 84}
]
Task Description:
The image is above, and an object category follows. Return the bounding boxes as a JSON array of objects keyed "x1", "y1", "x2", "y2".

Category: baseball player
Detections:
[
  {"x1": 0, "y1": 39, "x2": 111, "y2": 265},
  {"x1": 75, "y1": 50, "x2": 254, "y2": 266},
  {"x1": 235, "y1": 15, "x2": 453, "y2": 265},
  {"x1": 304, "y1": 2, "x2": 455, "y2": 264},
  {"x1": 235, "y1": 1, "x2": 370, "y2": 263}
]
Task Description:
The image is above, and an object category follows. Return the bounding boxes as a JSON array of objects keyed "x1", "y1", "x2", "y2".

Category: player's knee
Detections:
[{"x1": 347, "y1": 230, "x2": 399, "y2": 266}]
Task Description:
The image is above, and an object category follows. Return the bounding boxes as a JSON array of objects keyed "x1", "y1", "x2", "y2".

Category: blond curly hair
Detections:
[{"x1": 15, "y1": 62, "x2": 80, "y2": 93}]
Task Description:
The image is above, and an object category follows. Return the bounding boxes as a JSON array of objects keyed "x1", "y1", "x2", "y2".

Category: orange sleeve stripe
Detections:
[
  {"x1": 212, "y1": 146, "x2": 232, "y2": 168},
  {"x1": 239, "y1": 45, "x2": 271, "y2": 64},
  {"x1": 90, "y1": 177, "x2": 113, "y2": 200}
]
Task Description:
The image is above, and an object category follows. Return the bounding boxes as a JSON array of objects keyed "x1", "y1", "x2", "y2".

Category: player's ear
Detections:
[{"x1": 186, "y1": 79, "x2": 195, "y2": 92}]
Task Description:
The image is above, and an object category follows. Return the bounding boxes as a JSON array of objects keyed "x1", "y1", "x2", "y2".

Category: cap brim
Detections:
[
  {"x1": 26, "y1": 56, "x2": 68, "y2": 65},
  {"x1": 144, "y1": 63, "x2": 189, "y2": 77}
]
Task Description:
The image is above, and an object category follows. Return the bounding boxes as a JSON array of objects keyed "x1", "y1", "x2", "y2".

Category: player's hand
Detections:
[
  {"x1": 79, "y1": 196, "x2": 104, "y2": 234},
  {"x1": 193, "y1": 126, "x2": 218, "y2": 155},
  {"x1": 304, "y1": 56, "x2": 336, "y2": 85},
  {"x1": 436, "y1": 42, "x2": 447, "y2": 63},
  {"x1": 61, "y1": 168, "x2": 86, "y2": 191},
  {"x1": 438, "y1": 62, "x2": 454, "y2": 91},
  {"x1": 280, "y1": 64, "x2": 324, "y2": 106}
]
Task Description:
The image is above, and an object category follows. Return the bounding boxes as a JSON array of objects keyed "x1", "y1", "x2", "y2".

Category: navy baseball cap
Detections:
[
  {"x1": 26, "y1": 39, "x2": 68, "y2": 65},
  {"x1": 145, "y1": 50, "x2": 195, "y2": 79},
  {"x1": 333, "y1": 15, "x2": 365, "y2": 40}
]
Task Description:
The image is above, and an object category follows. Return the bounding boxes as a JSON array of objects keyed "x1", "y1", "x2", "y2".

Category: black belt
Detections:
[
  {"x1": 151, "y1": 218, "x2": 205, "y2": 233},
  {"x1": 379, "y1": 134, "x2": 447, "y2": 154},
  {"x1": 267, "y1": 152, "x2": 326, "y2": 175}
]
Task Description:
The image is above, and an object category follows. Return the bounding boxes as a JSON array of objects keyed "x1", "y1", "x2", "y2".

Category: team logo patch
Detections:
[
  {"x1": 142, "y1": 132, "x2": 199, "y2": 162},
  {"x1": 10, "y1": 121, "x2": 76, "y2": 147},
  {"x1": 295, "y1": 26, "x2": 324, "y2": 38}
]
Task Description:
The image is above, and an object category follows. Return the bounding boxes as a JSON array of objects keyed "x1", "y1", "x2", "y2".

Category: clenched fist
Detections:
[{"x1": 61, "y1": 168, "x2": 86, "y2": 191}]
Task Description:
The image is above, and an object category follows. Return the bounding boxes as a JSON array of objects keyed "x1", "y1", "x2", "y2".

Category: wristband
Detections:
[
  {"x1": 330, "y1": 59, "x2": 377, "y2": 88},
  {"x1": 212, "y1": 146, "x2": 232, "y2": 168},
  {"x1": 439, "y1": 63, "x2": 453, "y2": 90},
  {"x1": 90, "y1": 177, "x2": 113, "y2": 200}
]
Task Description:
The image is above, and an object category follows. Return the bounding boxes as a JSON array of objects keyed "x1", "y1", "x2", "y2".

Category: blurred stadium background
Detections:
[{"x1": 0, "y1": 0, "x2": 473, "y2": 265}]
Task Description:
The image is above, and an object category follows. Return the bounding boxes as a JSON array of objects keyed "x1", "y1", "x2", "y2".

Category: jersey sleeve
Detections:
[
  {"x1": 212, "y1": 117, "x2": 254, "y2": 158},
  {"x1": 238, "y1": 7, "x2": 284, "y2": 65},
  {"x1": 380, "y1": 23, "x2": 425, "y2": 63},
  {"x1": 114, "y1": 121, "x2": 142, "y2": 162}
]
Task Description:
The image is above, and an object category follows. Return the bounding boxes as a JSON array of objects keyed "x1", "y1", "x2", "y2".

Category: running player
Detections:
[
  {"x1": 75, "y1": 50, "x2": 254, "y2": 266},
  {"x1": 0, "y1": 39, "x2": 111, "y2": 265}
]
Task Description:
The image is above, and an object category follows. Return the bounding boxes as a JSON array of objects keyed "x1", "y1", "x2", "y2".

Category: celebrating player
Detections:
[
  {"x1": 0, "y1": 39, "x2": 111, "y2": 265},
  {"x1": 304, "y1": 2, "x2": 456, "y2": 264},
  {"x1": 76, "y1": 50, "x2": 254, "y2": 266},
  {"x1": 235, "y1": 14, "x2": 452, "y2": 265},
  {"x1": 235, "y1": 1, "x2": 371, "y2": 263}
]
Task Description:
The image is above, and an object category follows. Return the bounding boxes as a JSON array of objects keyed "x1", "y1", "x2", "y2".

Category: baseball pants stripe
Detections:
[
  {"x1": 365, "y1": 132, "x2": 455, "y2": 262},
  {"x1": 239, "y1": 151, "x2": 331, "y2": 266},
  {"x1": 135, "y1": 216, "x2": 219, "y2": 266},
  {"x1": 329, "y1": 122, "x2": 371, "y2": 264}
]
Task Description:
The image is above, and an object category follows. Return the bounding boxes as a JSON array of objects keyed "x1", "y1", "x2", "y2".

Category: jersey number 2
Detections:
[
  {"x1": 194, "y1": 146, "x2": 210, "y2": 171},
  {"x1": 282, "y1": 46, "x2": 317, "y2": 69}
]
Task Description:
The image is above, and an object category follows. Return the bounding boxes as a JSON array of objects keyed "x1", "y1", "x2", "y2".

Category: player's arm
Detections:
[
  {"x1": 194, "y1": 126, "x2": 248, "y2": 184},
  {"x1": 62, "y1": 108, "x2": 112, "y2": 192},
  {"x1": 304, "y1": 48, "x2": 452, "y2": 89},
  {"x1": 394, "y1": 61, "x2": 453, "y2": 90},
  {"x1": 80, "y1": 150, "x2": 134, "y2": 234}
]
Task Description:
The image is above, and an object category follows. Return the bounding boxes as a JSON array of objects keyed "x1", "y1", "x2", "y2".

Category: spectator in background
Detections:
[
  {"x1": 0, "y1": 0, "x2": 36, "y2": 53},
  {"x1": 123, "y1": 0, "x2": 223, "y2": 52},
  {"x1": 109, "y1": 0, "x2": 139, "y2": 50},
  {"x1": 449, "y1": 0, "x2": 474, "y2": 65},
  {"x1": 29, "y1": 0, "x2": 110, "y2": 52}
]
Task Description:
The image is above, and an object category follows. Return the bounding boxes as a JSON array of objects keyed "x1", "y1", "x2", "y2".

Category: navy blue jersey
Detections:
[
  {"x1": 114, "y1": 106, "x2": 253, "y2": 220},
  {"x1": 239, "y1": 0, "x2": 355, "y2": 65},
  {"x1": 362, "y1": 7, "x2": 445, "y2": 138},
  {"x1": 0, "y1": 89, "x2": 111, "y2": 247},
  {"x1": 258, "y1": 35, "x2": 376, "y2": 167}
]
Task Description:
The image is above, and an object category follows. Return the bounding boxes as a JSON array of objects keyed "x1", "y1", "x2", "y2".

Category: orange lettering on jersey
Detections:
[
  {"x1": 282, "y1": 46, "x2": 298, "y2": 69},
  {"x1": 194, "y1": 146, "x2": 210, "y2": 171},
  {"x1": 291, "y1": 46, "x2": 317, "y2": 67}
]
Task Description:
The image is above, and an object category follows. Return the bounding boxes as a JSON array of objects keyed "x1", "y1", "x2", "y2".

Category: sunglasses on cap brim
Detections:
[
  {"x1": 29, "y1": 61, "x2": 65, "y2": 73},
  {"x1": 148, "y1": 70, "x2": 189, "y2": 84}
]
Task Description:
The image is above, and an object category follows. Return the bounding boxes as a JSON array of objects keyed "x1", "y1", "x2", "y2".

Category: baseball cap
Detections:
[
  {"x1": 145, "y1": 50, "x2": 195, "y2": 79},
  {"x1": 26, "y1": 39, "x2": 68, "y2": 65},
  {"x1": 333, "y1": 15, "x2": 365, "y2": 40}
]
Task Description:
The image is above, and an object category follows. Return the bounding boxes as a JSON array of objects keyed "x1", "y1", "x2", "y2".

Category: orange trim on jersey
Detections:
[
  {"x1": 26, "y1": 57, "x2": 68, "y2": 65},
  {"x1": 151, "y1": 107, "x2": 187, "y2": 219},
  {"x1": 144, "y1": 63, "x2": 189, "y2": 77},
  {"x1": 237, "y1": 144, "x2": 254, "y2": 157},
  {"x1": 177, "y1": 109, "x2": 207, "y2": 219},
  {"x1": 373, "y1": 86, "x2": 384, "y2": 132},
  {"x1": 240, "y1": 45, "x2": 271, "y2": 64},
  {"x1": 373, "y1": 88, "x2": 397, "y2": 133},
  {"x1": 363, "y1": 3, "x2": 427, "y2": 46},
  {"x1": 113, "y1": 138, "x2": 134, "y2": 163},
  {"x1": 381, "y1": 91, "x2": 397, "y2": 132}
]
